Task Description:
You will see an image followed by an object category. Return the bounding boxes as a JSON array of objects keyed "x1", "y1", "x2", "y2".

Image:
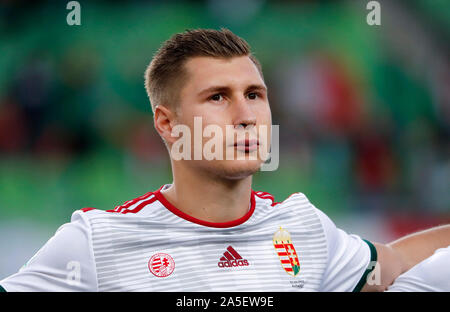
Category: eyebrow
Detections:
[{"x1": 197, "y1": 84, "x2": 267, "y2": 97}]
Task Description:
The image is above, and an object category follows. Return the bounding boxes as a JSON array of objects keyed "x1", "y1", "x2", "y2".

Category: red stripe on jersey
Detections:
[
  {"x1": 114, "y1": 192, "x2": 153, "y2": 212},
  {"x1": 81, "y1": 207, "x2": 96, "y2": 212},
  {"x1": 106, "y1": 195, "x2": 157, "y2": 214},
  {"x1": 113, "y1": 191, "x2": 154, "y2": 213},
  {"x1": 121, "y1": 196, "x2": 157, "y2": 214}
]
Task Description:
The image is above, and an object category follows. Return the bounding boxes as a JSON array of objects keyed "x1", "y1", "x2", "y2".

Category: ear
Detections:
[{"x1": 154, "y1": 105, "x2": 178, "y2": 145}]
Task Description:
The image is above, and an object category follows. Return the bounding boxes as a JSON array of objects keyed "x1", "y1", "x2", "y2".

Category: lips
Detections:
[{"x1": 234, "y1": 139, "x2": 259, "y2": 152}]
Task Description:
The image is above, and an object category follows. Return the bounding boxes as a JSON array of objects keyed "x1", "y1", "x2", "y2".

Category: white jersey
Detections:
[
  {"x1": 387, "y1": 246, "x2": 450, "y2": 292},
  {"x1": 0, "y1": 184, "x2": 376, "y2": 292}
]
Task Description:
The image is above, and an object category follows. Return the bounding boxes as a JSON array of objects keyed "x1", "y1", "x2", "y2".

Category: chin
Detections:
[{"x1": 208, "y1": 159, "x2": 263, "y2": 180}]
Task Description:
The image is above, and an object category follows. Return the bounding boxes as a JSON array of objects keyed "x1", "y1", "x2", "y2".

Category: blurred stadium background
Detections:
[{"x1": 0, "y1": 0, "x2": 449, "y2": 278}]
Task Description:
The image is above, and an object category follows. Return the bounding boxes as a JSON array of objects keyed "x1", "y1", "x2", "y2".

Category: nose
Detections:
[{"x1": 232, "y1": 96, "x2": 256, "y2": 130}]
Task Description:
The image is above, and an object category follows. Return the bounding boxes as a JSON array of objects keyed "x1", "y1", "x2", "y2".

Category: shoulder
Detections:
[
  {"x1": 254, "y1": 190, "x2": 323, "y2": 219},
  {"x1": 74, "y1": 190, "x2": 160, "y2": 219},
  {"x1": 0, "y1": 213, "x2": 98, "y2": 291},
  {"x1": 255, "y1": 190, "x2": 370, "y2": 254},
  {"x1": 254, "y1": 190, "x2": 313, "y2": 210},
  {"x1": 253, "y1": 190, "x2": 327, "y2": 233}
]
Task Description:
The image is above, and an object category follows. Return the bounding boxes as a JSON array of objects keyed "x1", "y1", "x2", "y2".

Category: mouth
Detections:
[{"x1": 233, "y1": 139, "x2": 259, "y2": 152}]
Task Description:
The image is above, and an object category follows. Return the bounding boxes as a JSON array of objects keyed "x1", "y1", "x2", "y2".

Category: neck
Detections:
[{"x1": 161, "y1": 162, "x2": 254, "y2": 224}]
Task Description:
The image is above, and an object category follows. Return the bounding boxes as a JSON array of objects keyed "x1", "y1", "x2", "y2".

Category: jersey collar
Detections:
[{"x1": 153, "y1": 185, "x2": 256, "y2": 228}]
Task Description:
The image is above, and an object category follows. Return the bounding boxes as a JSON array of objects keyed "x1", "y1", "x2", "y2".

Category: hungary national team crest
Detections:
[
  {"x1": 148, "y1": 253, "x2": 175, "y2": 277},
  {"x1": 273, "y1": 227, "x2": 300, "y2": 276}
]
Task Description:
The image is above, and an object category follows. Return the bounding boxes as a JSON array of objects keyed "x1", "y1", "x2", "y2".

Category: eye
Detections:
[
  {"x1": 210, "y1": 93, "x2": 223, "y2": 101},
  {"x1": 247, "y1": 92, "x2": 259, "y2": 100}
]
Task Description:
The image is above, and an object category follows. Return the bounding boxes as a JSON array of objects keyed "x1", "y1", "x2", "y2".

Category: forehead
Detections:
[{"x1": 182, "y1": 56, "x2": 265, "y2": 93}]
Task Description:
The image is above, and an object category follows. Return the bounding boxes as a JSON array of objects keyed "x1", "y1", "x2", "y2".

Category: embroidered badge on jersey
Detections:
[
  {"x1": 273, "y1": 227, "x2": 300, "y2": 276},
  {"x1": 148, "y1": 253, "x2": 175, "y2": 277}
]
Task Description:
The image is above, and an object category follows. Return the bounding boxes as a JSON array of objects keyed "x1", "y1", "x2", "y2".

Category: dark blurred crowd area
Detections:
[{"x1": 0, "y1": 0, "x2": 449, "y2": 233}]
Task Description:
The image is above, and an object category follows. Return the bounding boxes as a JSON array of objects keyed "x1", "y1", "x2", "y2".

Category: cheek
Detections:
[
  {"x1": 175, "y1": 113, "x2": 229, "y2": 146},
  {"x1": 256, "y1": 106, "x2": 272, "y2": 147},
  {"x1": 180, "y1": 102, "x2": 229, "y2": 125},
  {"x1": 256, "y1": 105, "x2": 272, "y2": 125}
]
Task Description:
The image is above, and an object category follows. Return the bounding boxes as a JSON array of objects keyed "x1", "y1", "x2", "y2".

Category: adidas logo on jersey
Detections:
[{"x1": 217, "y1": 246, "x2": 249, "y2": 268}]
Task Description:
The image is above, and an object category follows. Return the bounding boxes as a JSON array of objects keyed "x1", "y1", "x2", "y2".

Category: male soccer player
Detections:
[{"x1": 1, "y1": 28, "x2": 449, "y2": 292}]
